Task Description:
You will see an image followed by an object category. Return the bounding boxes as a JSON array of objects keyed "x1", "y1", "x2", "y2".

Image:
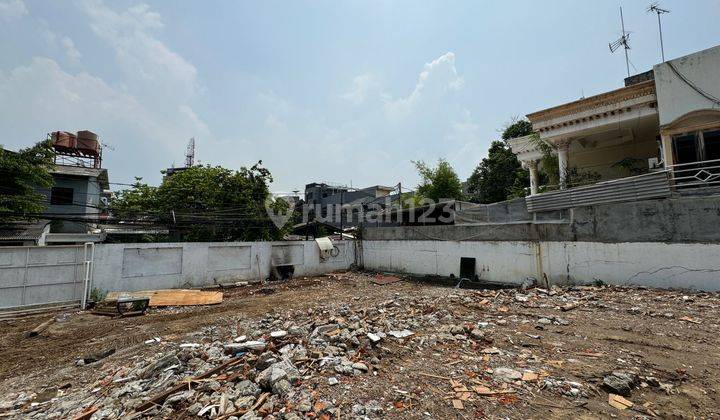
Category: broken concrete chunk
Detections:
[
  {"x1": 367, "y1": 333, "x2": 382, "y2": 343},
  {"x1": 270, "y1": 330, "x2": 287, "y2": 339},
  {"x1": 236, "y1": 380, "x2": 261, "y2": 397},
  {"x1": 312, "y1": 324, "x2": 339, "y2": 337},
  {"x1": 493, "y1": 367, "x2": 522, "y2": 382},
  {"x1": 224, "y1": 340, "x2": 267, "y2": 354},
  {"x1": 602, "y1": 371, "x2": 638, "y2": 397},
  {"x1": 388, "y1": 329, "x2": 414, "y2": 338},
  {"x1": 139, "y1": 353, "x2": 179, "y2": 379},
  {"x1": 352, "y1": 362, "x2": 368, "y2": 372}
]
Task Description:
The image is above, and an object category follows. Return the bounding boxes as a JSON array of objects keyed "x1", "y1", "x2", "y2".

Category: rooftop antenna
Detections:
[
  {"x1": 648, "y1": 2, "x2": 670, "y2": 62},
  {"x1": 609, "y1": 6, "x2": 631, "y2": 78},
  {"x1": 185, "y1": 137, "x2": 195, "y2": 167}
]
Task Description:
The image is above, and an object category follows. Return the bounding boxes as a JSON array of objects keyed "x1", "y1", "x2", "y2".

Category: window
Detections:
[
  {"x1": 50, "y1": 187, "x2": 73, "y2": 205},
  {"x1": 703, "y1": 129, "x2": 720, "y2": 161},
  {"x1": 673, "y1": 128, "x2": 720, "y2": 164},
  {"x1": 673, "y1": 133, "x2": 698, "y2": 165}
]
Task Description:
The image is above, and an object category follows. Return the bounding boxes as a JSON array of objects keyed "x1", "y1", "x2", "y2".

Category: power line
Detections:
[{"x1": 667, "y1": 61, "x2": 720, "y2": 106}]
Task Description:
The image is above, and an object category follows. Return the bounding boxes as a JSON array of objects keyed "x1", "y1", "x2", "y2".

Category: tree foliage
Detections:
[
  {"x1": 465, "y1": 119, "x2": 535, "y2": 203},
  {"x1": 0, "y1": 140, "x2": 55, "y2": 220},
  {"x1": 466, "y1": 141, "x2": 528, "y2": 203},
  {"x1": 501, "y1": 118, "x2": 533, "y2": 141},
  {"x1": 112, "y1": 162, "x2": 287, "y2": 242},
  {"x1": 412, "y1": 159, "x2": 464, "y2": 202}
]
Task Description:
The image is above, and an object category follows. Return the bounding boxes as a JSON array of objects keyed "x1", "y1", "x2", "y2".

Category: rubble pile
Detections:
[{"x1": 0, "y1": 273, "x2": 718, "y2": 418}]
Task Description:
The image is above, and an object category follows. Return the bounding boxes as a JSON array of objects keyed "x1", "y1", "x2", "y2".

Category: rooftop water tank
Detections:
[
  {"x1": 51, "y1": 131, "x2": 77, "y2": 150},
  {"x1": 76, "y1": 130, "x2": 100, "y2": 157}
]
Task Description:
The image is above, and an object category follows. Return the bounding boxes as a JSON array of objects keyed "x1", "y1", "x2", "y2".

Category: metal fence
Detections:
[
  {"x1": 526, "y1": 171, "x2": 671, "y2": 212},
  {"x1": 669, "y1": 158, "x2": 720, "y2": 192},
  {"x1": 0, "y1": 244, "x2": 94, "y2": 311}
]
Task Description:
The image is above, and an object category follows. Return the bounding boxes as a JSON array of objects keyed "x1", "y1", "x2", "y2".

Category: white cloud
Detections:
[
  {"x1": 0, "y1": 0, "x2": 26, "y2": 22},
  {"x1": 41, "y1": 29, "x2": 82, "y2": 64},
  {"x1": 60, "y1": 37, "x2": 82, "y2": 64},
  {"x1": 1, "y1": 1, "x2": 210, "y2": 186},
  {"x1": 340, "y1": 73, "x2": 377, "y2": 105},
  {"x1": 80, "y1": 0, "x2": 199, "y2": 103},
  {"x1": 444, "y1": 109, "x2": 487, "y2": 177},
  {"x1": 384, "y1": 52, "x2": 464, "y2": 120}
]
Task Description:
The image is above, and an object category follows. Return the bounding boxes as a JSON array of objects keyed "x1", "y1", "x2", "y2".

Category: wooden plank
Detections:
[{"x1": 105, "y1": 289, "x2": 223, "y2": 307}]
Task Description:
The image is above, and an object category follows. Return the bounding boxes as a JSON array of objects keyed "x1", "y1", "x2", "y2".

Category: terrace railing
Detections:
[
  {"x1": 526, "y1": 170, "x2": 671, "y2": 212},
  {"x1": 668, "y1": 158, "x2": 720, "y2": 192}
]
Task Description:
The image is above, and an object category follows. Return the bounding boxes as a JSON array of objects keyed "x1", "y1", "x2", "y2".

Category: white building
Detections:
[{"x1": 510, "y1": 45, "x2": 720, "y2": 209}]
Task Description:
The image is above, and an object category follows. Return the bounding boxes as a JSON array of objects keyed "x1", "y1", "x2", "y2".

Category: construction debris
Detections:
[
  {"x1": 0, "y1": 272, "x2": 719, "y2": 418},
  {"x1": 24, "y1": 318, "x2": 55, "y2": 338},
  {"x1": 92, "y1": 297, "x2": 149, "y2": 317},
  {"x1": 104, "y1": 289, "x2": 223, "y2": 307}
]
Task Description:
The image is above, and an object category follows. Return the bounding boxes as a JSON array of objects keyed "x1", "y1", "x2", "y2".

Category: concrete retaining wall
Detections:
[
  {"x1": 362, "y1": 240, "x2": 720, "y2": 291},
  {"x1": 92, "y1": 240, "x2": 354, "y2": 293},
  {"x1": 364, "y1": 194, "x2": 720, "y2": 244}
]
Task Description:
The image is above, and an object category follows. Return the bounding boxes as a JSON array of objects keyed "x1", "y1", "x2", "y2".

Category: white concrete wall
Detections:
[
  {"x1": 91, "y1": 240, "x2": 354, "y2": 293},
  {"x1": 654, "y1": 45, "x2": 720, "y2": 126},
  {"x1": 363, "y1": 240, "x2": 720, "y2": 291}
]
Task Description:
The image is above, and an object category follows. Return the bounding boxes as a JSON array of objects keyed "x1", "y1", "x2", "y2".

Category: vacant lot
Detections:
[{"x1": 0, "y1": 272, "x2": 718, "y2": 418}]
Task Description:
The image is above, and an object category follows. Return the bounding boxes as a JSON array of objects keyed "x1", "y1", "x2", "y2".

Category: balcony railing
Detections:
[
  {"x1": 526, "y1": 171, "x2": 671, "y2": 212},
  {"x1": 668, "y1": 158, "x2": 720, "y2": 191}
]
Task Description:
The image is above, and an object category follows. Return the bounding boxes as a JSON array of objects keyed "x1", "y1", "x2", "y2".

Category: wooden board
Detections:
[
  {"x1": 104, "y1": 289, "x2": 223, "y2": 307},
  {"x1": 371, "y1": 274, "x2": 402, "y2": 285}
]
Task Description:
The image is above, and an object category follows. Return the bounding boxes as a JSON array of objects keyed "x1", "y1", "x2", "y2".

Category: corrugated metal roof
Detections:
[{"x1": 0, "y1": 220, "x2": 50, "y2": 241}]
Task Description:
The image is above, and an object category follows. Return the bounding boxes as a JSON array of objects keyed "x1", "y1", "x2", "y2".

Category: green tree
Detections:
[
  {"x1": 530, "y1": 133, "x2": 559, "y2": 188},
  {"x1": 466, "y1": 119, "x2": 534, "y2": 203},
  {"x1": 0, "y1": 141, "x2": 55, "y2": 220},
  {"x1": 467, "y1": 141, "x2": 528, "y2": 203},
  {"x1": 501, "y1": 118, "x2": 533, "y2": 141},
  {"x1": 412, "y1": 159, "x2": 464, "y2": 202},
  {"x1": 111, "y1": 162, "x2": 286, "y2": 242},
  {"x1": 111, "y1": 177, "x2": 158, "y2": 219}
]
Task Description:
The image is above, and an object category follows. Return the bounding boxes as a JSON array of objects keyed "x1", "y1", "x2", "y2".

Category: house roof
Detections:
[
  {"x1": 0, "y1": 220, "x2": 50, "y2": 242},
  {"x1": 526, "y1": 80, "x2": 656, "y2": 125},
  {"x1": 50, "y1": 165, "x2": 109, "y2": 189}
]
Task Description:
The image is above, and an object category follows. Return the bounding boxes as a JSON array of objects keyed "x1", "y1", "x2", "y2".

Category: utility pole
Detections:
[{"x1": 339, "y1": 190, "x2": 344, "y2": 240}]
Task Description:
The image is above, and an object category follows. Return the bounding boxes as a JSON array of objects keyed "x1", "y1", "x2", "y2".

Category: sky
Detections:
[{"x1": 1, "y1": 0, "x2": 719, "y2": 194}]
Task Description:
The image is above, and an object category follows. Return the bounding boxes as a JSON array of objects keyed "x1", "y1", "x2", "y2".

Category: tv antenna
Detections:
[
  {"x1": 608, "y1": 6, "x2": 631, "y2": 78},
  {"x1": 185, "y1": 137, "x2": 195, "y2": 167},
  {"x1": 648, "y1": 2, "x2": 670, "y2": 62}
]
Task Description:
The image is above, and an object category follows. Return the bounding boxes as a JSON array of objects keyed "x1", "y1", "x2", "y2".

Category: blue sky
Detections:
[{"x1": 1, "y1": 0, "x2": 719, "y2": 193}]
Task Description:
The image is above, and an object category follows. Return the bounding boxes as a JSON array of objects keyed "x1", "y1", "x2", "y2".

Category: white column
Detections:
[
  {"x1": 557, "y1": 141, "x2": 570, "y2": 189},
  {"x1": 528, "y1": 160, "x2": 539, "y2": 195}
]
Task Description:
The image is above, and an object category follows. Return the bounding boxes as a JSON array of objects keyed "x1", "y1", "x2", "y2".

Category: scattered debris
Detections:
[
  {"x1": 602, "y1": 370, "x2": 638, "y2": 396},
  {"x1": 372, "y1": 274, "x2": 403, "y2": 285},
  {"x1": 388, "y1": 329, "x2": 414, "y2": 338},
  {"x1": 0, "y1": 273, "x2": 718, "y2": 418},
  {"x1": 104, "y1": 289, "x2": 223, "y2": 307},
  {"x1": 608, "y1": 393, "x2": 633, "y2": 410},
  {"x1": 24, "y1": 318, "x2": 55, "y2": 338},
  {"x1": 78, "y1": 348, "x2": 115, "y2": 365},
  {"x1": 92, "y1": 297, "x2": 149, "y2": 317}
]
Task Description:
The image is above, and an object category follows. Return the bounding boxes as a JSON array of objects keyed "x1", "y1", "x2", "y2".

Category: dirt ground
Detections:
[{"x1": 1, "y1": 272, "x2": 719, "y2": 418}]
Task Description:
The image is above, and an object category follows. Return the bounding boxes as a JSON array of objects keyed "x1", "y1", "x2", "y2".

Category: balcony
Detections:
[{"x1": 525, "y1": 159, "x2": 720, "y2": 213}]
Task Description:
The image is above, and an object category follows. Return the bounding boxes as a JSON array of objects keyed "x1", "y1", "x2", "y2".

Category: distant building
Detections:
[
  {"x1": 303, "y1": 182, "x2": 398, "y2": 229},
  {"x1": 36, "y1": 130, "x2": 109, "y2": 245},
  {"x1": 39, "y1": 164, "x2": 110, "y2": 244}
]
